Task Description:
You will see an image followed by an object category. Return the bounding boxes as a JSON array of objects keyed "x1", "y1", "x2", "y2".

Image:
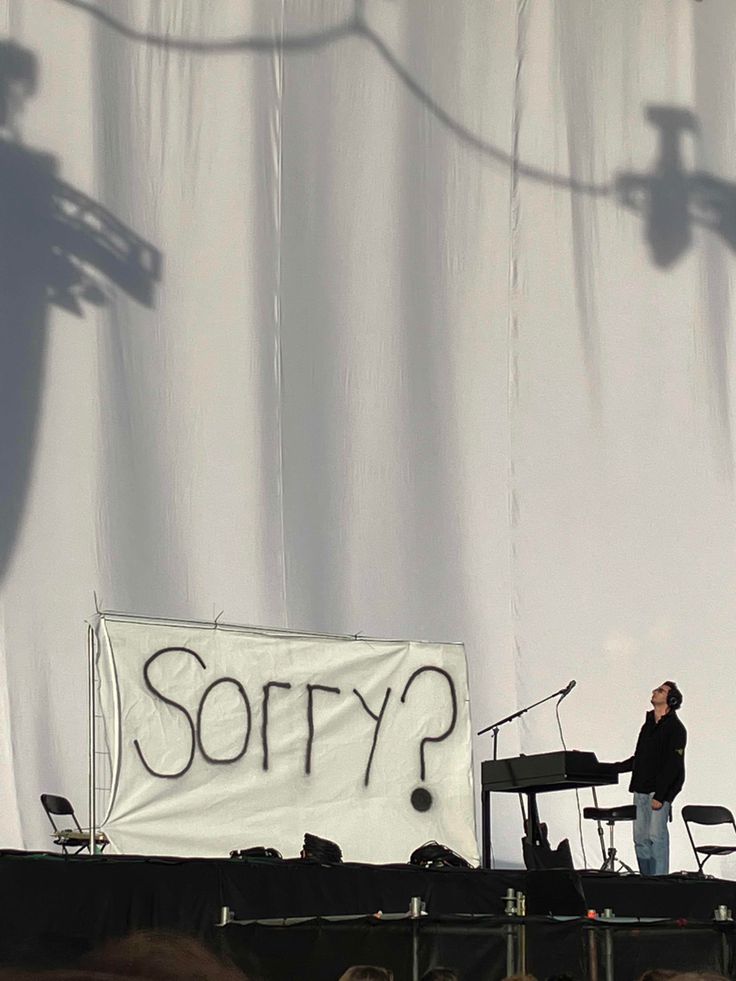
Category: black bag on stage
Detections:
[
  {"x1": 409, "y1": 840, "x2": 473, "y2": 869},
  {"x1": 229, "y1": 846, "x2": 283, "y2": 860}
]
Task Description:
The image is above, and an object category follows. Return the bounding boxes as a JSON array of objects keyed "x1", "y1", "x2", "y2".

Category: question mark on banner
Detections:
[{"x1": 400, "y1": 666, "x2": 458, "y2": 812}]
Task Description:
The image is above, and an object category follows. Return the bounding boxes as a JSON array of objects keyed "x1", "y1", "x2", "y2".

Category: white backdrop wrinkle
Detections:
[{"x1": 1, "y1": 0, "x2": 735, "y2": 873}]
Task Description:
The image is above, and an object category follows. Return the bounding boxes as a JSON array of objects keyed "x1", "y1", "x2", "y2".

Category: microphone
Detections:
[{"x1": 559, "y1": 679, "x2": 577, "y2": 700}]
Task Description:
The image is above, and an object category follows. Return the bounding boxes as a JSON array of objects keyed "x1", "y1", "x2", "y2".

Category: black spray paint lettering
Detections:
[
  {"x1": 133, "y1": 646, "x2": 205, "y2": 779},
  {"x1": 196, "y1": 677, "x2": 251, "y2": 765},
  {"x1": 352, "y1": 687, "x2": 391, "y2": 787},
  {"x1": 261, "y1": 681, "x2": 292, "y2": 771},
  {"x1": 400, "y1": 666, "x2": 457, "y2": 812},
  {"x1": 305, "y1": 684, "x2": 341, "y2": 774},
  {"x1": 133, "y1": 649, "x2": 457, "y2": 790}
]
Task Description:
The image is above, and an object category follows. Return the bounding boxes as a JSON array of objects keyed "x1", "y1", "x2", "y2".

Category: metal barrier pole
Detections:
[
  {"x1": 713, "y1": 905, "x2": 733, "y2": 977},
  {"x1": 505, "y1": 924, "x2": 515, "y2": 978},
  {"x1": 516, "y1": 891, "x2": 527, "y2": 976},
  {"x1": 504, "y1": 888, "x2": 517, "y2": 976},
  {"x1": 87, "y1": 624, "x2": 96, "y2": 854},
  {"x1": 586, "y1": 923, "x2": 599, "y2": 981},
  {"x1": 603, "y1": 926, "x2": 613, "y2": 981},
  {"x1": 410, "y1": 896, "x2": 423, "y2": 981}
]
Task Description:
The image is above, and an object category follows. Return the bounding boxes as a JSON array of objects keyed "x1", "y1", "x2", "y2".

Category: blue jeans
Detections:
[{"x1": 633, "y1": 792, "x2": 671, "y2": 875}]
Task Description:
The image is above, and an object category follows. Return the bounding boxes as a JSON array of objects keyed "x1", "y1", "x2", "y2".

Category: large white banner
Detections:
[{"x1": 96, "y1": 616, "x2": 477, "y2": 863}]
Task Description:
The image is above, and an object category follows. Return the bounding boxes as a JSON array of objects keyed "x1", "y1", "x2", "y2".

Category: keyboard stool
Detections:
[{"x1": 583, "y1": 804, "x2": 637, "y2": 873}]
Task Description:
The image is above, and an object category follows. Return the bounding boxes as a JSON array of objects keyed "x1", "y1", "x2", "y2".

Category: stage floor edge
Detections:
[{"x1": 2, "y1": 850, "x2": 735, "y2": 979}]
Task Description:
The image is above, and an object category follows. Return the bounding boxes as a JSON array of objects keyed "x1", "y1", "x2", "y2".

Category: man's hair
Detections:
[
  {"x1": 420, "y1": 969, "x2": 461, "y2": 981},
  {"x1": 338, "y1": 968, "x2": 394, "y2": 981},
  {"x1": 77, "y1": 930, "x2": 247, "y2": 980},
  {"x1": 663, "y1": 681, "x2": 683, "y2": 710},
  {"x1": 669, "y1": 974, "x2": 729, "y2": 981}
]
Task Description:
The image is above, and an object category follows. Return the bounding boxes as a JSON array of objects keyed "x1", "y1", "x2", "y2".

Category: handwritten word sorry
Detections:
[{"x1": 132, "y1": 647, "x2": 457, "y2": 800}]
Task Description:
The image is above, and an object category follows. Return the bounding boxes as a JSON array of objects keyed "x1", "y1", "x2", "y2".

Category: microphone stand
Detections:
[
  {"x1": 590, "y1": 785, "x2": 608, "y2": 867},
  {"x1": 477, "y1": 683, "x2": 574, "y2": 870},
  {"x1": 477, "y1": 684, "x2": 571, "y2": 760}
]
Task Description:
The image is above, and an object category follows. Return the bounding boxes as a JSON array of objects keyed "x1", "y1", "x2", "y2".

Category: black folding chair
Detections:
[
  {"x1": 681, "y1": 804, "x2": 736, "y2": 875},
  {"x1": 40, "y1": 793, "x2": 108, "y2": 855}
]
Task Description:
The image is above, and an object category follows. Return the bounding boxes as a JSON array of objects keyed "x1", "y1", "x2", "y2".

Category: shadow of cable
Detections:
[
  {"x1": 53, "y1": 0, "x2": 736, "y2": 254},
  {"x1": 0, "y1": 40, "x2": 161, "y2": 584},
  {"x1": 45, "y1": 5, "x2": 736, "y2": 475},
  {"x1": 53, "y1": 0, "x2": 607, "y2": 194}
]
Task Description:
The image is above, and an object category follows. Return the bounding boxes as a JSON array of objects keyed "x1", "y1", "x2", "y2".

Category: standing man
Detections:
[{"x1": 614, "y1": 681, "x2": 687, "y2": 875}]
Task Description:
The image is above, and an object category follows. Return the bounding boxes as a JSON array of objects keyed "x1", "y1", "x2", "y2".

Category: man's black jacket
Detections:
[{"x1": 616, "y1": 709, "x2": 687, "y2": 803}]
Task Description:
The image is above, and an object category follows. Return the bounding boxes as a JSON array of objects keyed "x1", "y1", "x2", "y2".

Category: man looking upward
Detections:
[{"x1": 614, "y1": 681, "x2": 687, "y2": 875}]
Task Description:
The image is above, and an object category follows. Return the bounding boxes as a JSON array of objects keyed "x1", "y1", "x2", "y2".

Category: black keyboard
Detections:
[{"x1": 481, "y1": 750, "x2": 618, "y2": 795}]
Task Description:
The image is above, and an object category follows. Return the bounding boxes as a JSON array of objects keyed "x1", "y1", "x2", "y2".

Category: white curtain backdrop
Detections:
[{"x1": 1, "y1": 0, "x2": 735, "y2": 872}]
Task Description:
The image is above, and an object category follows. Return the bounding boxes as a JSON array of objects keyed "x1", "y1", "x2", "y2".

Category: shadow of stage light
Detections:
[
  {"x1": 0, "y1": 39, "x2": 161, "y2": 585},
  {"x1": 617, "y1": 105, "x2": 736, "y2": 269}
]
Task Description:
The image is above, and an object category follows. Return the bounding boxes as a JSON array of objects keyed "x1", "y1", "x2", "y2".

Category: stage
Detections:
[{"x1": 1, "y1": 850, "x2": 735, "y2": 980}]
